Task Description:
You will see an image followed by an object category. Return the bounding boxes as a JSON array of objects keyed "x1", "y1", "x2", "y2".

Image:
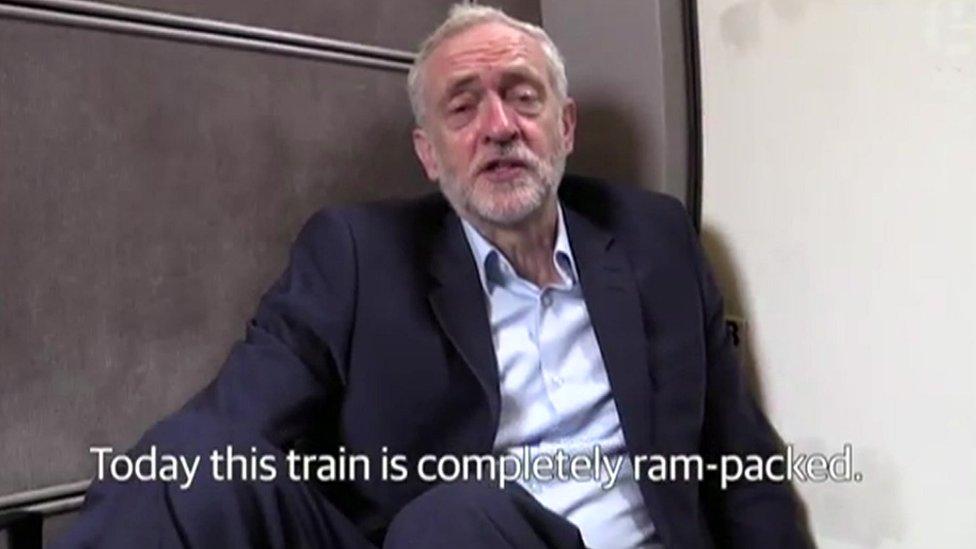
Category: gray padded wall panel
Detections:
[
  {"x1": 107, "y1": 0, "x2": 541, "y2": 49},
  {"x1": 0, "y1": 15, "x2": 427, "y2": 497},
  {"x1": 541, "y1": 0, "x2": 695, "y2": 205}
]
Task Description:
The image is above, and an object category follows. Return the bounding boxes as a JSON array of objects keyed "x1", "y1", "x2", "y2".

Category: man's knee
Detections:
[
  {"x1": 116, "y1": 412, "x2": 297, "y2": 544},
  {"x1": 384, "y1": 482, "x2": 585, "y2": 549},
  {"x1": 394, "y1": 482, "x2": 512, "y2": 524},
  {"x1": 384, "y1": 481, "x2": 517, "y2": 545}
]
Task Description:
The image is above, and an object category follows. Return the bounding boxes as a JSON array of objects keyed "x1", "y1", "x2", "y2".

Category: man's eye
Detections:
[
  {"x1": 512, "y1": 91, "x2": 538, "y2": 104},
  {"x1": 446, "y1": 98, "x2": 476, "y2": 115},
  {"x1": 508, "y1": 88, "x2": 542, "y2": 112}
]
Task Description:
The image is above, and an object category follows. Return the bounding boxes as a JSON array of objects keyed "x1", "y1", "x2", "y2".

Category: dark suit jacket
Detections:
[{"x1": 77, "y1": 176, "x2": 807, "y2": 548}]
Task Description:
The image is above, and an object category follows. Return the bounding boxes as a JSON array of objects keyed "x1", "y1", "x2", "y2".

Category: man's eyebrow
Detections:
[
  {"x1": 498, "y1": 66, "x2": 547, "y2": 90},
  {"x1": 442, "y1": 75, "x2": 480, "y2": 99},
  {"x1": 501, "y1": 65, "x2": 543, "y2": 81}
]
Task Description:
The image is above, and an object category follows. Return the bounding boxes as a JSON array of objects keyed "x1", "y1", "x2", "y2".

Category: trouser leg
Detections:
[
  {"x1": 383, "y1": 481, "x2": 587, "y2": 549},
  {"x1": 52, "y1": 414, "x2": 374, "y2": 549}
]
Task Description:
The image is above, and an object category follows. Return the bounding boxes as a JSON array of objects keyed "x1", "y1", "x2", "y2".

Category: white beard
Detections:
[{"x1": 437, "y1": 143, "x2": 567, "y2": 227}]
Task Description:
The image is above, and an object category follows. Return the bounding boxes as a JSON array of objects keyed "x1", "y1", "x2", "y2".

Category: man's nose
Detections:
[{"x1": 480, "y1": 94, "x2": 519, "y2": 145}]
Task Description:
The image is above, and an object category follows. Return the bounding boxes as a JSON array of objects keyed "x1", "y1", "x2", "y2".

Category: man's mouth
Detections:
[{"x1": 479, "y1": 158, "x2": 530, "y2": 180}]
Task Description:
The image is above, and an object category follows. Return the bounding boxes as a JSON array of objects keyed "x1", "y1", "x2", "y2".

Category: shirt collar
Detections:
[{"x1": 460, "y1": 204, "x2": 579, "y2": 295}]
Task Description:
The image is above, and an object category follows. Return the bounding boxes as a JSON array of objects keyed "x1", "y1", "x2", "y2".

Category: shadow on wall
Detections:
[
  {"x1": 700, "y1": 226, "x2": 908, "y2": 548},
  {"x1": 699, "y1": 225, "x2": 819, "y2": 548},
  {"x1": 699, "y1": 226, "x2": 767, "y2": 404},
  {"x1": 566, "y1": 100, "x2": 645, "y2": 188}
]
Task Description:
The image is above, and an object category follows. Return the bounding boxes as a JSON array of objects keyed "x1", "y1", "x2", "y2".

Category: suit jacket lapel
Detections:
[
  {"x1": 425, "y1": 200, "x2": 673, "y2": 538},
  {"x1": 426, "y1": 213, "x2": 501, "y2": 440},
  {"x1": 564, "y1": 207, "x2": 657, "y2": 453},
  {"x1": 564, "y1": 207, "x2": 674, "y2": 537},
  {"x1": 425, "y1": 205, "x2": 661, "y2": 468}
]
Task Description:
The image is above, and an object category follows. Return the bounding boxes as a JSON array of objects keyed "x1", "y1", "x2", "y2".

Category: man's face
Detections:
[{"x1": 413, "y1": 22, "x2": 576, "y2": 227}]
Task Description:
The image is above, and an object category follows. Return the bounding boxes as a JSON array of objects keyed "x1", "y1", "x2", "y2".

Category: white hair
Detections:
[{"x1": 407, "y1": 3, "x2": 569, "y2": 126}]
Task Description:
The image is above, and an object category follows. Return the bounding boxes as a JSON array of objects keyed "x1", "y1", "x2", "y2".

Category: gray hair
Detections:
[{"x1": 407, "y1": 3, "x2": 569, "y2": 126}]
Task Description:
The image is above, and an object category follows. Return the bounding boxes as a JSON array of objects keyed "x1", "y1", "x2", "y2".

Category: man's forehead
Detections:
[{"x1": 426, "y1": 22, "x2": 547, "y2": 87}]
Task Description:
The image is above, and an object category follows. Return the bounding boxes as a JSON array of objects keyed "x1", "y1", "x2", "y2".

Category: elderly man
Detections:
[{"x1": 57, "y1": 5, "x2": 807, "y2": 549}]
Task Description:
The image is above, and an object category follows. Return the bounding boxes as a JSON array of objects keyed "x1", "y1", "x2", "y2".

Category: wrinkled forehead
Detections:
[{"x1": 423, "y1": 22, "x2": 549, "y2": 95}]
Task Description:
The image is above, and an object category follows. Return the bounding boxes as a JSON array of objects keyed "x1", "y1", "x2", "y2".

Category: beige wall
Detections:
[{"x1": 698, "y1": 1, "x2": 975, "y2": 547}]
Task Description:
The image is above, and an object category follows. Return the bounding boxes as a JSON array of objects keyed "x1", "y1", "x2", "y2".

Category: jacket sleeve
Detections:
[
  {"x1": 53, "y1": 209, "x2": 360, "y2": 548},
  {"x1": 184, "y1": 208, "x2": 357, "y2": 447},
  {"x1": 676, "y1": 205, "x2": 812, "y2": 548}
]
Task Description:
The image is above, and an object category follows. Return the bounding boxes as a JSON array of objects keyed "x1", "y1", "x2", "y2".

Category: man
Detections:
[{"x1": 57, "y1": 5, "x2": 807, "y2": 548}]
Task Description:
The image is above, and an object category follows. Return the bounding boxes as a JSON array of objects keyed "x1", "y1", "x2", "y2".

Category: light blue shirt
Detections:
[{"x1": 460, "y1": 206, "x2": 662, "y2": 549}]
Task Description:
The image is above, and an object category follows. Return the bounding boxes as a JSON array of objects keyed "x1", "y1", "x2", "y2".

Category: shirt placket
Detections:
[{"x1": 540, "y1": 288, "x2": 577, "y2": 415}]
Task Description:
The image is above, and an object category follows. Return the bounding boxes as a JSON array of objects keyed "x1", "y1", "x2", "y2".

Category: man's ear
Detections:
[
  {"x1": 412, "y1": 127, "x2": 440, "y2": 182},
  {"x1": 560, "y1": 98, "x2": 578, "y2": 155}
]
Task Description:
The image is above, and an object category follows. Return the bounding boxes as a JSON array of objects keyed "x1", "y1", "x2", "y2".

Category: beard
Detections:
[{"x1": 436, "y1": 141, "x2": 567, "y2": 227}]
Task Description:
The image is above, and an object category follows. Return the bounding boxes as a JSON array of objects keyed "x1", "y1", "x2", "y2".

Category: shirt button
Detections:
[{"x1": 541, "y1": 293, "x2": 553, "y2": 307}]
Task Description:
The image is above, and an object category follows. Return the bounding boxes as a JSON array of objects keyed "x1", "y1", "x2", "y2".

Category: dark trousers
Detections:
[{"x1": 54, "y1": 416, "x2": 587, "y2": 548}]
